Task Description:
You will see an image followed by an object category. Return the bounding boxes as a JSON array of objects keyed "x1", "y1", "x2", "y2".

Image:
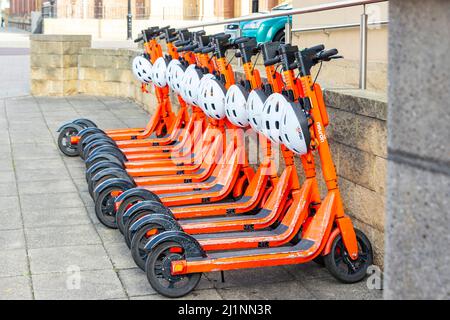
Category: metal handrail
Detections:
[
  {"x1": 180, "y1": 0, "x2": 388, "y2": 90},
  {"x1": 292, "y1": 20, "x2": 388, "y2": 33}
]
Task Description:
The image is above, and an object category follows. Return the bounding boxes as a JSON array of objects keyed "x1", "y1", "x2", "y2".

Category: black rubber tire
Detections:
[
  {"x1": 94, "y1": 186, "x2": 122, "y2": 228},
  {"x1": 57, "y1": 126, "x2": 80, "y2": 157},
  {"x1": 273, "y1": 29, "x2": 285, "y2": 43},
  {"x1": 82, "y1": 139, "x2": 116, "y2": 160},
  {"x1": 145, "y1": 241, "x2": 202, "y2": 298},
  {"x1": 89, "y1": 173, "x2": 123, "y2": 199},
  {"x1": 117, "y1": 196, "x2": 149, "y2": 234},
  {"x1": 124, "y1": 209, "x2": 159, "y2": 249},
  {"x1": 324, "y1": 229, "x2": 373, "y2": 283},
  {"x1": 131, "y1": 223, "x2": 165, "y2": 271}
]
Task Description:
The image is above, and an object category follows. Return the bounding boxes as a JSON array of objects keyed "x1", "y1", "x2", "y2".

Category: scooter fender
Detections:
[
  {"x1": 85, "y1": 152, "x2": 124, "y2": 168},
  {"x1": 86, "y1": 160, "x2": 125, "y2": 180},
  {"x1": 82, "y1": 133, "x2": 115, "y2": 147},
  {"x1": 88, "y1": 146, "x2": 126, "y2": 162},
  {"x1": 91, "y1": 168, "x2": 132, "y2": 187},
  {"x1": 144, "y1": 230, "x2": 205, "y2": 258},
  {"x1": 128, "y1": 214, "x2": 182, "y2": 242},
  {"x1": 72, "y1": 118, "x2": 97, "y2": 128},
  {"x1": 78, "y1": 127, "x2": 105, "y2": 137},
  {"x1": 93, "y1": 178, "x2": 136, "y2": 200},
  {"x1": 123, "y1": 200, "x2": 168, "y2": 221},
  {"x1": 56, "y1": 121, "x2": 85, "y2": 133},
  {"x1": 115, "y1": 187, "x2": 162, "y2": 204}
]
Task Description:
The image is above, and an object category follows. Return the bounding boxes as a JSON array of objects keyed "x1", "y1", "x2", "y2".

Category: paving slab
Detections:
[
  {"x1": 32, "y1": 269, "x2": 126, "y2": 300},
  {"x1": 118, "y1": 268, "x2": 156, "y2": 297},
  {"x1": 25, "y1": 224, "x2": 101, "y2": 249},
  {"x1": 15, "y1": 168, "x2": 72, "y2": 182},
  {"x1": 103, "y1": 242, "x2": 137, "y2": 270},
  {"x1": 23, "y1": 207, "x2": 91, "y2": 228},
  {"x1": 0, "y1": 196, "x2": 22, "y2": 230},
  {"x1": 217, "y1": 280, "x2": 315, "y2": 300},
  {"x1": 0, "y1": 228, "x2": 26, "y2": 250},
  {"x1": 12, "y1": 143, "x2": 61, "y2": 160},
  {"x1": 0, "y1": 181, "x2": 18, "y2": 197},
  {"x1": 20, "y1": 192, "x2": 85, "y2": 211},
  {"x1": 0, "y1": 276, "x2": 33, "y2": 300},
  {"x1": 18, "y1": 179, "x2": 78, "y2": 195},
  {"x1": 0, "y1": 248, "x2": 29, "y2": 278},
  {"x1": 29, "y1": 244, "x2": 113, "y2": 274}
]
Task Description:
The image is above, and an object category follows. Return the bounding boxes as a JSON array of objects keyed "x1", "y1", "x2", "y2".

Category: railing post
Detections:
[
  {"x1": 285, "y1": 16, "x2": 292, "y2": 44},
  {"x1": 127, "y1": 0, "x2": 132, "y2": 40},
  {"x1": 359, "y1": 4, "x2": 368, "y2": 90}
]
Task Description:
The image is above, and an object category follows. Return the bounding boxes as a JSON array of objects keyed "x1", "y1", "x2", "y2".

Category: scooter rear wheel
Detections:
[
  {"x1": 131, "y1": 223, "x2": 165, "y2": 270},
  {"x1": 145, "y1": 241, "x2": 202, "y2": 298},
  {"x1": 94, "y1": 186, "x2": 120, "y2": 228},
  {"x1": 117, "y1": 195, "x2": 162, "y2": 234},
  {"x1": 324, "y1": 229, "x2": 373, "y2": 283}
]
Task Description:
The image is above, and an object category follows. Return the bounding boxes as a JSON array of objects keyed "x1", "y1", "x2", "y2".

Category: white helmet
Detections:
[
  {"x1": 197, "y1": 73, "x2": 216, "y2": 113},
  {"x1": 246, "y1": 89, "x2": 268, "y2": 133},
  {"x1": 280, "y1": 102, "x2": 311, "y2": 155},
  {"x1": 166, "y1": 59, "x2": 185, "y2": 95},
  {"x1": 225, "y1": 84, "x2": 249, "y2": 127},
  {"x1": 151, "y1": 57, "x2": 168, "y2": 88},
  {"x1": 197, "y1": 78, "x2": 227, "y2": 120},
  {"x1": 180, "y1": 64, "x2": 203, "y2": 105},
  {"x1": 132, "y1": 55, "x2": 153, "y2": 84},
  {"x1": 260, "y1": 93, "x2": 290, "y2": 144}
]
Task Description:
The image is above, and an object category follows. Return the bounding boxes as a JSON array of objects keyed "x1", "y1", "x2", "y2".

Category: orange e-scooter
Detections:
[
  {"x1": 57, "y1": 26, "x2": 177, "y2": 157},
  {"x1": 142, "y1": 45, "x2": 374, "y2": 298}
]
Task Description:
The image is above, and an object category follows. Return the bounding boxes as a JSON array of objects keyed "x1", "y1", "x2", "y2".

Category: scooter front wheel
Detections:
[
  {"x1": 57, "y1": 125, "x2": 81, "y2": 157},
  {"x1": 324, "y1": 229, "x2": 373, "y2": 283},
  {"x1": 145, "y1": 241, "x2": 202, "y2": 298}
]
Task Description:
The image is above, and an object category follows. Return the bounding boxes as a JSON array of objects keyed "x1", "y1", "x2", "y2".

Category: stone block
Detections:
[
  {"x1": 78, "y1": 54, "x2": 95, "y2": 68},
  {"x1": 63, "y1": 54, "x2": 78, "y2": 68},
  {"x1": 30, "y1": 41, "x2": 63, "y2": 55},
  {"x1": 385, "y1": 160, "x2": 450, "y2": 299},
  {"x1": 339, "y1": 177, "x2": 385, "y2": 232},
  {"x1": 79, "y1": 67, "x2": 105, "y2": 81},
  {"x1": 30, "y1": 54, "x2": 63, "y2": 68},
  {"x1": 336, "y1": 142, "x2": 385, "y2": 193},
  {"x1": 324, "y1": 89, "x2": 387, "y2": 121},
  {"x1": 104, "y1": 69, "x2": 132, "y2": 83},
  {"x1": 93, "y1": 55, "x2": 116, "y2": 69},
  {"x1": 327, "y1": 107, "x2": 387, "y2": 158}
]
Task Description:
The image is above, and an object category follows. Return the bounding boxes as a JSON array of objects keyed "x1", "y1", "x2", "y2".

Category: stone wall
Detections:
[
  {"x1": 29, "y1": 34, "x2": 387, "y2": 268},
  {"x1": 385, "y1": 0, "x2": 450, "y2": 299},
  {"x1": 30, "y1": 35, "x2": 91, "y2": 96}
]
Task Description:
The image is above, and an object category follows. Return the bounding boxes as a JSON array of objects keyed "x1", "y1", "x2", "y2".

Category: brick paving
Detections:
[{"x1": 0, "y1": 94, "x2": 383, "y2": 300}]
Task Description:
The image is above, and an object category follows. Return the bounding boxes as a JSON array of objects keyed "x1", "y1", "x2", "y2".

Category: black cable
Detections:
[
  {"x1": 313, "y1": 61, "x2": 323, "y2": 87},
  {"x1": 251, "y1": 51, "x2": 261, "y2": 74}
]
